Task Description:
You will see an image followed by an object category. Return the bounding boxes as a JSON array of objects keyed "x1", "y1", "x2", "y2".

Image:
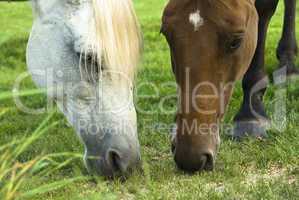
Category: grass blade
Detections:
[
  {"x1": 14, "y1": 112, "x2": 59, "y2": 158},
  {"x1": 18, "y1": 177, "x2": 88, "y2": 199},
  {"x1": 0, "y1": 88, "x2": 46, "y2": 101}
]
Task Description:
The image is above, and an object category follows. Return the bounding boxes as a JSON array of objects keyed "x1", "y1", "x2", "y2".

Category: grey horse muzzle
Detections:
[{"x1": 83, "y1": 130, "x2": 141, "y2": 177}]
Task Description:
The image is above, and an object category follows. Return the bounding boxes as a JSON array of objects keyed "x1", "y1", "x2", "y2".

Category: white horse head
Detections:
[{"x1": 27, "y1": 0, "x2": 142, "y2": 177}]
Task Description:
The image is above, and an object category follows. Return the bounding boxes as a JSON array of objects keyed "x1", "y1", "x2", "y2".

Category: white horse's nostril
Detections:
[
  {"x1": 106, "y1": 149, "x2": 130, "y2": 173},
  {"x1": 84, "y1": 144, "x2": 140, "y2": 177}
]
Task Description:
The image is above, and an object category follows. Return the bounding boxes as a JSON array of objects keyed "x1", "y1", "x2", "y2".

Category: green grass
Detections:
[{"x1": 0, "y1": 0, "x2": 299, "y2": 199}]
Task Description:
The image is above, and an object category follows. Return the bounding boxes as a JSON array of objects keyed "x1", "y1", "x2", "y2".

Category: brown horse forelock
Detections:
[{"x1": 162, "y1": 0, "x2": 258, "y2": 172}]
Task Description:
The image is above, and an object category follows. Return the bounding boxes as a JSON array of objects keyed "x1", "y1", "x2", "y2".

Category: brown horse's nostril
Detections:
[
  {"x1": 203, "y1": 153, "x2": 214, "y2": 171},
  {"x1": 174, "y1": 152, "x2": 214, "y2": 173},
  {"x1": 198, "y1": 155, "x2": 208, "y2": 170},
  {"x1": 194, "y1": 154, "x2": 214, "y2": 171}
]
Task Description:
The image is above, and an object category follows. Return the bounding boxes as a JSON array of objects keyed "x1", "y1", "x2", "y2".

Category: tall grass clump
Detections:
[{"x1": 0, "y1": 90, "x2": 87, "y2": 200}]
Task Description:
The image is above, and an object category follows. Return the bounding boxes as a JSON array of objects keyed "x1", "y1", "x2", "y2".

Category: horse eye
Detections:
[{"x1": 227, "y1": 37, "x2": 243, "y2": 53}]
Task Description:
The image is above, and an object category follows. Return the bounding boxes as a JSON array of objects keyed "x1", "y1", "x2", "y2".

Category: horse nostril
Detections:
[
  {"x1": 197, "y1": 153, "x2": 214, "y2": 171},
  {"x1": 202, "y1": 153, "x2": 214, "y2": 171},
  {"x1": 198, "y1": 154, "x2": 208, "y2": 170},
  {"x1": 174, "y1": 151, "x2": 214, "y2": 172},
  {"x1": 109, "y1": 151, "x2": 121, "y2": 171},
  {"x1": 85, "y1": 148, "x2": 140, "y2": 177},
  {"x1": 106, "y1": 150, "x2": 128, "y2": 173}
]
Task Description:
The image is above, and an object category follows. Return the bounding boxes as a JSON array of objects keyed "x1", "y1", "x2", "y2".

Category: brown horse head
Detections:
[{"x1": 161, "y1": 0, "x2": 258, "y2": 172}]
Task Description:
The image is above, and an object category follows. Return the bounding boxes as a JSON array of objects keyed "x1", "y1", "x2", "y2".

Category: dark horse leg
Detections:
[
  {"x1": 233, "y1": 0, "x2": 279, "y2": 139},
  {"x1": 277, "y1": 0, "x2": 298, "y2": 75}
]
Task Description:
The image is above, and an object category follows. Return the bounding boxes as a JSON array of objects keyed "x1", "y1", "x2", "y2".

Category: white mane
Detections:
[{"x1": 89, "y1": 0, "x2": 142, "y2": 78}]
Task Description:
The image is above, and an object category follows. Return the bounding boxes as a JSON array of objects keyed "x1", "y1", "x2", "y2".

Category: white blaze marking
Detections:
[{"x1": 189, "y1": 10, "x2": 204, "y2": 31}]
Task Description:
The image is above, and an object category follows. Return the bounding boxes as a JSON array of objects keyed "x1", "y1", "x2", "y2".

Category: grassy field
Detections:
[{"x1": 0, "y1": 0, "x2": 299, "y2": 199}]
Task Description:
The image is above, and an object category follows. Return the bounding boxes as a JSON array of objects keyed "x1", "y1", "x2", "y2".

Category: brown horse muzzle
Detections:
[
  {"x1": 172, "y1": 113, "x2": 220, "y2": 172},
  {"x1": 174, "y1": 146, "x2": 215, "y2": 172}
]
